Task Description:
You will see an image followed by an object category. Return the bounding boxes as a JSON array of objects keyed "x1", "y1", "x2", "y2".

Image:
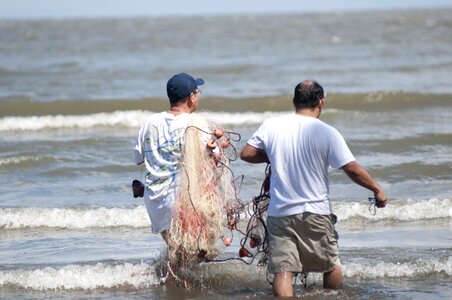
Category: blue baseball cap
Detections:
[{"x1": 166, "y1": 73, "x2": 205, "y2": 103}]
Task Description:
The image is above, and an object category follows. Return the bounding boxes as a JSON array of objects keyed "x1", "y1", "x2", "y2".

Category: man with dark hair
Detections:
[
  {"x1": 240, "y1": 80, "x2": 387, "y2": 297},
  {"x1": 133, "y1": 72, "x2": 204, "y2": 244},
  {"x1": 293, "y1": 80, "x2": 325, "y2": 109}
]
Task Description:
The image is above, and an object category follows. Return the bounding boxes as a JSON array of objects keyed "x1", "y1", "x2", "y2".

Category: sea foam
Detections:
[
  {"x1": 0, "y1": 257, "x2": 450, "y2": 290},
  {"x1": 0, "y1": 262, "x2": 159, "y2": 290},
  {"x1": 334, "y1": 198, "x2": 451, "y2": 221},
  {"x1": 343, "y1": 256, "x2": 452, "y2": 279},
  {"x1": 0, "y1": 206, "x2": 149, "y2": 229},
  {"x1": 1, "y1": 199, "x2": 450, "y2": 230}
]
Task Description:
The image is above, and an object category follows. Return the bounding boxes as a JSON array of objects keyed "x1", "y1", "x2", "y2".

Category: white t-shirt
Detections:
[
  {"x1": 133, "y1": 111, "x2": 191, "y2": 233},
  {"x1": 247, "y1": 114, "x2": 355, "y2": 217}
]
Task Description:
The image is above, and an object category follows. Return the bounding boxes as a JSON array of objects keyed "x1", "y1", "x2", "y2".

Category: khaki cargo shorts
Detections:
[{"x1": 267, "y1": 212, "x2": 340, "y2": 274}]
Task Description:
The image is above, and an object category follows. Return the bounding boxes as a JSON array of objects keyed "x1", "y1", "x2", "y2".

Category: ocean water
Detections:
[{"x1": 1, "y1": 8, "x2": 451, "y2": 299}]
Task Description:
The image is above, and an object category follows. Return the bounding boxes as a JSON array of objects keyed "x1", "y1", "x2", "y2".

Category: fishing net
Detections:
[
  {"x1": 161, "y1": 113, "x2": 275, "y2": 288},
  {"x1": 167, "y1": 113, "x2": 243, "y2": 280},
  {"x1": 224, "y1": 165, "x2": 271, "y2": 267}
]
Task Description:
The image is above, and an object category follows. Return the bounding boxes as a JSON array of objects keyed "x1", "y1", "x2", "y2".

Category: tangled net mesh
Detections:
[
  {"x1": 164, "y1": 113, "x2": 272, "y2": 287},
  {"x1": 167, "y1": 114, "x2": 242, "y2": 275}
]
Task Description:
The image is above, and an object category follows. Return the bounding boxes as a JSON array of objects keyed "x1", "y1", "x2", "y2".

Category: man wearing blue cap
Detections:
[{"x1": 133, "y1": 73, "x2": 204, "y2": 243}]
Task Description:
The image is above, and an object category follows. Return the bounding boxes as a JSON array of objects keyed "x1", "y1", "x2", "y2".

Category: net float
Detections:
[
  {"x1": 227, "y1": 217, "x2": 236, "y2": 230},
  {"x1": 249, "y1": 238, "x2": 259, "y2": 248},
  {"x1": 223, "y1": 236, "x2": 232, "y2": 247},
  {"x1": 239, "y1": 247, "x2": 249, "y2": 257},
  {"x1": 220, "y1": 139, "x2": 230, "y2": 149},
  {"x1": 206, "y1": 140, "x2": 217, "y2": 150},
  {"x1": 213, "y1": 129, "x2": 224, "y2": 138}
]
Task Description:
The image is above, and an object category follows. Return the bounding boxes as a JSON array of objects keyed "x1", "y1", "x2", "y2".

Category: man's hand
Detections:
[
  {"x1": 342, "y1": 161, "x2": 388, "y2": 208},
  {"x1": 374, "y1": 190, "x2": 387, "y2": 208}
]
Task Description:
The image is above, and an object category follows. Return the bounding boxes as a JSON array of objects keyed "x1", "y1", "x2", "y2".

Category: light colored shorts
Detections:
[
  {"x1": 267, "y1": 212, "x2": 340, "y2": 274},
  {"x1": 144, "y1": 190, "x2": 175, "y2": 234}
]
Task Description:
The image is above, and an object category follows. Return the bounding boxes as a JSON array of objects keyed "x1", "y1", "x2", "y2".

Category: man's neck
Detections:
[
  {"x1": 168, "y1": 105, "x2": 191, "y2": 116},
  {"x1": 295, "y1": 107, "x2": 321, "y2": 118}
]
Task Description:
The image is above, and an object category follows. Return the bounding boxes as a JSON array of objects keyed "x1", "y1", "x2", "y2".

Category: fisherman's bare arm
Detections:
[
  {"x1": 341, "y1": 161, "x2": 388, "y2": 208},
  {"x1": 240, "y1": 144, "x2": 269, "y2": 164}
]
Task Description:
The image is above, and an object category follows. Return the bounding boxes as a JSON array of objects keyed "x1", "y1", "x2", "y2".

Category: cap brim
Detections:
[{"x1": 195, "y1": 78, "x2": 205, "y2": 86}]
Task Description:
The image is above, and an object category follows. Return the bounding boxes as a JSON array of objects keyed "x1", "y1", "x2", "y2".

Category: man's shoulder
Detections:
[
  {"x1": 312, "y1": 118, "x2": 338, "y2": 131},
  {"x1": 139, "y1": 112, "x2": 166, "y2": 129},
  {"x1": 146, "y1": 111, "x2": 168, "y2": 122},
  {"x1": 264, "y1": 113, "x2": 294, "y2": 124}
]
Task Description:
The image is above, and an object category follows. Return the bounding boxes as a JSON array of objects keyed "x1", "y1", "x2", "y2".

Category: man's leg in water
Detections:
[
  {"x1": 323, "y1": 266, "x2": 343, "y2": 289},
  {"x1": 273, "y1": 271, "x2": 294, "y2": 297}
]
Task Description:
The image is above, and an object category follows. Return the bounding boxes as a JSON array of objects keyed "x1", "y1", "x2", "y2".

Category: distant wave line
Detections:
[
  {"x1": 1, "y1": 92, "x2": 450, "y2": 118},
  {"x1": 0, "y1": 110, "x2": 292, "y2": 131}
]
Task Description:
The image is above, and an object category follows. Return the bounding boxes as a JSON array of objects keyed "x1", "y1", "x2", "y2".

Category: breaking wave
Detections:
[
  {"x1": 1, "y1": 198, "x2": 450, "y2": 230},
  {"x1": 1, "y1": 256, "x2": 450, "y2": 291}
]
